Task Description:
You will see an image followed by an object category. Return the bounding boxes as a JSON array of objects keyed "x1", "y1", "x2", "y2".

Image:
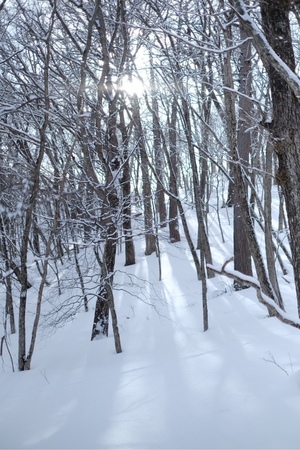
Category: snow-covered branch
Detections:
[
  {"x1": 207, "y1": 260, "x2": 300, "y2": 330},
  {"x1": 232, "y1": 0, "x2": 300, "y2": 100}
]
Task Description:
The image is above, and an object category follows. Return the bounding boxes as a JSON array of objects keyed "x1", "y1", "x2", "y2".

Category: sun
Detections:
[{"x1": 119, "y1": 75, "x2": 145, "y2": 97}]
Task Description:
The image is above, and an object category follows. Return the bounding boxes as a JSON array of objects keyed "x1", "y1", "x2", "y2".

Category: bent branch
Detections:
[{"x1": 207, "y1": 259, "x2": 300, "y2": 330}]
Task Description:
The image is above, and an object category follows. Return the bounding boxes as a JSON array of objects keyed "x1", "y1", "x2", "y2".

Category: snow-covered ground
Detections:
[{"x1": 1, "y1": 200, "x2": 300, "y2": 449}]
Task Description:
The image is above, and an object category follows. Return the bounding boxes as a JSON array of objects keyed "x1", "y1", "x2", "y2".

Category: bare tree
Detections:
[{"x1": 233, "y1": 0, "x2": 300, "y2": 315}]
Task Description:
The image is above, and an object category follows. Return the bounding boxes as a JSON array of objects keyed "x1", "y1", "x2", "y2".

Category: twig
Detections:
[
  {"x1": 1, "y1": 335, "x2": 15, "y2": 372},
  {"x1": 262, "y1": 351, "x2": 289, "y2": 376},
  {"x1": 39, "y1": 369, "x2": 50, "y2": 384}
]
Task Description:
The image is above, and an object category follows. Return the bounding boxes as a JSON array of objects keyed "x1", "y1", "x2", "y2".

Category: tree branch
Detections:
[
  {"x1": 207, "y1": 259, "x2": 300, "y2": 330},
  {"x1": 232, "y1": 0, "x2": 300, "y2": 100}
]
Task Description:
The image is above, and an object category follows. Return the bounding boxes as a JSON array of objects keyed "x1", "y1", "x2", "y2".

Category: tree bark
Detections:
[
  {"x1": 264, "y1": 141, "x2": 285, "y2": 310},
  {"x1": 233, "y1": 161, "x2": 277, "y2": 315},
  {"x1": 222, "y1": 22, "x2": 236, "y2": 208},
  {"x1": 233, "y1": 26, "x2": 253, "y2": 288},
  {"x1": 168, "y1": 97, "x2": 181, "y2": 243},
  {"x1": 253, "y1": 0, "x2": 300, "y2": 316},
  {"x1": 0, "y1": 217, "x2": 15, "y2": 334},
  {"x1": 131, "y1": 93, "x2": 156, "y2": 256},
  {"x1": 181, "y1": 97, "x2": 213, "y2": 275},
  {"x1": 151, "y1": 66, "x2": 167, "y2": 228},
  {"x1": 119, "y1": 104, "x2": 135, "y2": 266}
]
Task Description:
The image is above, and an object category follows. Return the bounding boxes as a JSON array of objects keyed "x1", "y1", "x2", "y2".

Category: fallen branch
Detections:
[
  {"x1": 262, "y1": 351, "x2": 289, "y2": 376},
  {"x1": 207, "y1": 259, "x2": 300, "y2": 330}
]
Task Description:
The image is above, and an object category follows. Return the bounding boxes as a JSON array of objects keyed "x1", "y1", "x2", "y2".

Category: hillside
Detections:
[{"x1": 1, "y1": 201, "x2": 300, "y2": 450}]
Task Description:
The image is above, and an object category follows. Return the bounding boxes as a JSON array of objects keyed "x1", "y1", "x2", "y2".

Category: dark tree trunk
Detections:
[
  {"x1": 83, "y1": 0, "x2": 123, "y2": 351},
  {"x1": 91, "y1": 274, "x2": 110, "y2": 339},
  {"x1": 18, "y1": 94, "x2": 49, "y2": 370},
  {"x1": 233, "y1": 161, "x2": 276, "y2": 316},
  {"x1": 151, "y1": 68, "x2": 167, "y2": 229},
  {"x1": 222, "y1": 22, "x2": 237, "y2": 208},
  {"x1": 91, "y1": 214, "x2": 122, "y2": 352},
  {"x1": 168, "y1": 97, "x2": 181, "y2": 243},
  {"x1": 131, "y1": 93, "x2": 156, "y2": 256},
  {"x1": 233, "y1": 27, "x2": 253, "y2": 288},
  {"x1": 0, "y1": 217, "x2": 15, "y2": 334},
  {"x1": 91, "y1": 219, "x2": 121, "y2": 354},
  {"x1": 119, "y1": 105, "x2": 135, "y2": 266},
  {"x1": 260, "y1": 0, "x2": 300, "y2": 316},
  {"x1": 264, "y1": 141, "x2": 285, "y2": 309},
  {"x1": 90, "y1": 103, "x2": 122, "y2": 348}
]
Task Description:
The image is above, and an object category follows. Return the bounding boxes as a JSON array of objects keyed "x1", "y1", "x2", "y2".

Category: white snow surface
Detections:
[{"x1": 1, "y1": 203, "x2": 300, "y2": 449}]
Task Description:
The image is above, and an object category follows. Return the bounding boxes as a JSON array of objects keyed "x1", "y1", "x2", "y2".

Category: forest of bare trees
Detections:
[{"x1": 1, "y1": 0, "x2": 300, "y2": 371}]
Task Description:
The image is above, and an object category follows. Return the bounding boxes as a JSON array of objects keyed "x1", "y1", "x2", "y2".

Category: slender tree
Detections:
[{"x1": 233, "y1": 25, "x2": 253, "y2": 288}]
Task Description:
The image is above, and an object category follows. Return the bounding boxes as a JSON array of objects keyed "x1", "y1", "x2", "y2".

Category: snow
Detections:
[{"x1": 1, "y1": 201, "x2": 300, "y2": 449}]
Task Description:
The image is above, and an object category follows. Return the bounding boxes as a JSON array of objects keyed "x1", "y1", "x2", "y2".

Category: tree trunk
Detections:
[
  {"x1": 0, "y1": 217, "x2": 15, "y2": 334},
  {"x1": 233, "y1": 161, "x2": 276, "y2": 316},
  {"x1": 233, "y1": 26, "x2": 253, "y2": 288},
  {"x1": 259, "y1": 0, "x2": 300, "y2": 316},
  {"x1": 18, "y1": 23, "x2": 52, "y2": 367},
  {"x1": 131, "y1": 93, "x2": 156, "y2": 256},
  {"x1": 222, "y1": 23, "x2": 236, "y2": 208},
  {"x1": 5, "y1": 276, "x2": 15, "y2": 335},
  {"x1": 150, "y1": 66, "x2": 167, "y2": 228},
  {"x1": 181, "y1": 97, "x2": 213, "y2": 274},
  {"x1": 168, "y1": 97, "x2": 181, "y2": 243},
  {"x1": 264, "y1": 141, "x2": 285, "y2": 310},
  {"x1": 119, "y1": 105, "x2": 135, "y2": 266},
  {"x1": 91, "y1": 265, "x2": 111, "y2": 340},
  {"x1": 91, "y1": 225, "x2": 122, "y2": 353}
]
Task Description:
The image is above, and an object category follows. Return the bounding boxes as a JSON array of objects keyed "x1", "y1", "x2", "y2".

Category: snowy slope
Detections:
[{"x1": 1, "y1": 203, "x2": 300, "y2": 449}]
